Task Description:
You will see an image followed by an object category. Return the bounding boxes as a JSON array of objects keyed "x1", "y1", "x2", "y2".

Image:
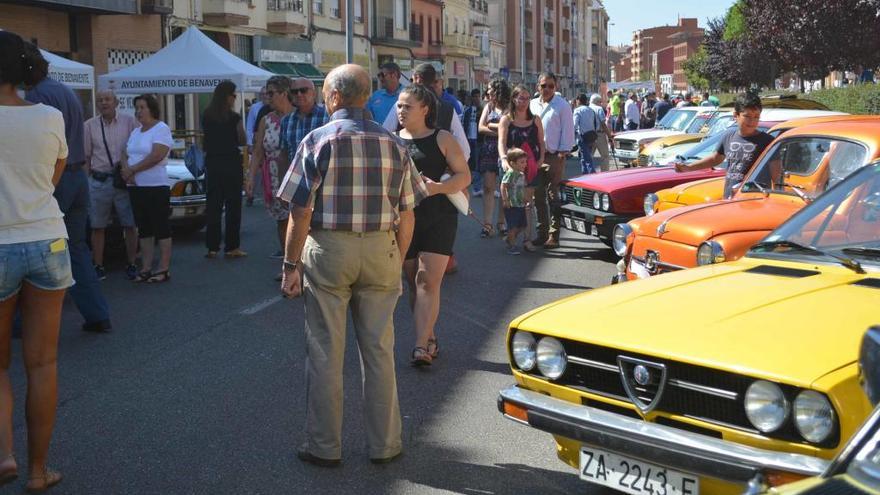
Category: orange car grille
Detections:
[{"x1": 540, "y1": 339, "x2": 839, "y2": 448}]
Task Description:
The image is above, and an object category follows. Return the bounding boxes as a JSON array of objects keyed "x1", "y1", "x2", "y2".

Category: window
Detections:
[
  {"x1": 394, "y1": 0, "x2": 407, "y2": 29},
  {"x1": 354, "y1": 0, "x2": 362, "y2": 22},
  {"x1": 328, "y1": 0, "x2": 339, "y2": 17},
  {"x1": 313, "y1": 0, "x2": 323, "y2": 15}
]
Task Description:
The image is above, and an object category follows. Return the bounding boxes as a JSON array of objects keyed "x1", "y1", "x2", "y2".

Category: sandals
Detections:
[
  {"x1": 426, "y1": 337, "x2": 440, "y2": 359},
  {"x1": 410, "y1": 347, "x2": 432, "y2": 367},
  {"x1": 147, "y1": 270, "x2": 171, "y2": 283},
  {"x1": 224, "y1": 249, "x2": 248, "y2": 258},
  {"x1": 0, "y1": 454, "x2": 17, "y2": 488},
  {"x1": 497, "y1": 223, "x2": 508, "y2": 237},
  {"x1": 25, "y1": 468, "x2": 62, "y2": 494},
  {"x1": 132, "y1": 270, "x2": 152, "y2": 283},
  {"x1": 480, "y1": 225, "x2": 495, "y2": 238}
]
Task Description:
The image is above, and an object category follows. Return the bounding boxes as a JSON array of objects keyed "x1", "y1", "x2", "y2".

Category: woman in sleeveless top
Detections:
[
  {"x1": 395, "y1": 85, "x2": 470, "y2": 367},
  {"x1": 248, "y1": 76, "x2": 294, "y2": 267},
  {"x1": 498, "y1": 85, "x2": 545, "y2": 252},
  {"x1": 477, "y1": 79, "x2": 511, "y2": 238}
]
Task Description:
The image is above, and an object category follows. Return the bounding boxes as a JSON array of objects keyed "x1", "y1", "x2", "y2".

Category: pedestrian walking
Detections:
[
  {"x1": 83, "y1": 90, "x2": 139, "y2": 280},
  {"x1": 478, "y1": 79, "x2": 511, "y2": 237},
  {"x1": 700, "y1": 91, "x2": 713, "y2": 107},
  {"x1": 247, "y1": 76, "x2": 295, "y2": 265},
  {"x1": 367, "y1": 62, "x2": 403, "y2": 124},
  {"x1": 24, "y1": 40, "x2": 112, "y2": 333},
  {"x1": 641, "y1": 92, "x2": 657, "y2": 129},
  {"x1": 278, "y1": 64, "x2": 427, "y2": 467},
  {"x1": 202, "y1": 80, "x2": 247, "y2": 259},
  {"x1": 653, "y1": 93, "x2": 672, "y2": 123},
  {"x1": 609, "y1": 90, "x2": 625, "y2": 132},
  {"x1": 121, "y1": 94, "x2": 175, "y2": 283},
  {"x1": 500, "y1": 85, "x2": 545, "y2": 252},
  {"x1": 0, "y1": 32, "x2": 73, "y2": 493},
  {"x1": 624, "y1": 93, "x2": 640, "y2": 130},
  {"x1": 572, "y1": 93, "x2": 600, "y2": 174},
  {"x1": 462, "y1": 89, "x2": 483, "y2": 197},
  {"x1": 529, "y1": 72, "x2": 574, "y2": 249},
  {"x1": 500, "y1": 148, "x2": 529, "y2": 254},
  {"x1": 395, "y1": 85, "x2": 470, "y2": 366},
  {"x1": 589, "y1": 94, "x2": 612, "y2": 172}
]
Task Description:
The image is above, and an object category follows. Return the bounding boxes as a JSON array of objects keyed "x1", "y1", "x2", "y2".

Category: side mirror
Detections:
[{"x1": 860, "y1": 326, "x2": 880, "y2": 406}]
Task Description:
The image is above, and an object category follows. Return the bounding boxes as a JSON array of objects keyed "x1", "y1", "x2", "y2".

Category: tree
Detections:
[{"x1": 682, "y1": 46, "x2": 710, "y2": 90}]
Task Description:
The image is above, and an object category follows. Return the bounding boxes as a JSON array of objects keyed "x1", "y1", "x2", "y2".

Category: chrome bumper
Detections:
[{"x1": 498, "y1": 385, "x2": 829, "y2": 482}]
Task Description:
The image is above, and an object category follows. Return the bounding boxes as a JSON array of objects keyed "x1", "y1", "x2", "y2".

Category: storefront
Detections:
[
  {"x1": 256, "y1": 36, "x2": 323, "y2": 84},
  {"x1": 444, "y1": 56, "x2": 471, "y2": 91},
  {"x1": 314, "y1": 32, "x2": 371, "y2": 75}
]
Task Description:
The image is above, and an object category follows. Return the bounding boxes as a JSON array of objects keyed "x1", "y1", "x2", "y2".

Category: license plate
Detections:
[
  {"x1": 573, "y1": 219, "x2": 587, "y2": 233},
  {"x1": 580, "y1": 447, "x2": 698, "y2": 495},
  {"x1": 563, "y1": 217, "x2": 573, "y2": 230},
  {"x1": 591, "y1": 225, "x2": 598, "y2": 236},
  {"x1": 629, "y1": 259, "x2": 652, "y2": 279}
]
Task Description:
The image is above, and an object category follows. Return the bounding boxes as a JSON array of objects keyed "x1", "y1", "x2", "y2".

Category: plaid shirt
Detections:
[
  {"x1": 280, "y1": 104, "x2": 329, "y2": 154},
  {"x1": 277, "y1": 108, "x2": 428, "y2": 232}
]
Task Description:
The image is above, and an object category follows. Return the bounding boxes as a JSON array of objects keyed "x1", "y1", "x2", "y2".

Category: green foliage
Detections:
[
  {"x1": 723, "y1": 0, "x2": 748, "y2": 41},
  {"x1": 682, "y1": 47, "x2": 710, "y2": 91}
]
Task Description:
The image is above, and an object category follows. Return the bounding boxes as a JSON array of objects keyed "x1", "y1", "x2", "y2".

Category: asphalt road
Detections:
[{"x1": 3, "y1": 159, "x2": 620, "y2": 494}]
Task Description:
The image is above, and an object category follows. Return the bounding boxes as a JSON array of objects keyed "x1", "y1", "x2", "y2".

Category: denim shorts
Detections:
[{"x1": 0, "y1": 238, "x2": 74, "y2": 301}]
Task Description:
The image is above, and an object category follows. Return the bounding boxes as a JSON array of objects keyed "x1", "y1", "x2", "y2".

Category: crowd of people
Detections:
[{"x1": 1, "y1": 24, "x2": 653, "y2": 486}]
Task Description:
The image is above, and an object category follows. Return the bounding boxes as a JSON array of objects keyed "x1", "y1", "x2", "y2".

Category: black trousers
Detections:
[{"x1": 205, "y1": 154, "x2": 243, "y2": 252}]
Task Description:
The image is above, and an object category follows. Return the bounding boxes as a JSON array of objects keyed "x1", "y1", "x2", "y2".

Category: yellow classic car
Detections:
[
  {"x1": 758, "y1": 327, "x2": 880, "y2": 495},
  {"x1": 498, "y1": 162, "x2": 880, "y2": 495}
]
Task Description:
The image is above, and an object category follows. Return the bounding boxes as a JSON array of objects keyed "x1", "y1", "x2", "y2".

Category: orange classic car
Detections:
[{"x1": 614, "y1": 120, "x2": 880, "y2": 282}]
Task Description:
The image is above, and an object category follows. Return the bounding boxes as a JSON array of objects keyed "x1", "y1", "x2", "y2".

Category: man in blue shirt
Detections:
[
  {"x1": 367, "y1": 62, "x2": 403, "y2": 124},
  {"x1": 24, "y1": 43, "x2": 111, "y2": 333},
  {"x1": 442, "y1": 85, "x2": 463, "y2": 115},
  {"x1": 653, "y1": 93, "x2": 672, "y2": 125}
]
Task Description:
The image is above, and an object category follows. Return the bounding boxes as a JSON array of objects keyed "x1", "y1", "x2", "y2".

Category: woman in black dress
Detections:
[
  {"x1": 396, "y1": 85, "x2": 470, "y2": 366},
  {"x1": 203, "y1": 80, "x2": 247, "y2": 258}
]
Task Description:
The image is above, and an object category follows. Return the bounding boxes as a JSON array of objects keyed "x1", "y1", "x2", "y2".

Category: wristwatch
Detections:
[{"x1": 282, "y1": 260, "x2": 299, "y2": 272}]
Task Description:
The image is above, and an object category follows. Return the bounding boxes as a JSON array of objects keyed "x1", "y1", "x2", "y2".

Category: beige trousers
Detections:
[
  {"x1": 595, "y1": 133, "x2": 611, "y2": 172},
  {"x1": 301, "y1": 229, "x2": 403, "y2": 459}
]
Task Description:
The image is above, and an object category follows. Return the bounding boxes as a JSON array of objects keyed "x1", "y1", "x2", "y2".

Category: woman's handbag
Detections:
[
  {"x1": 184, "y1": 143, "x2": 206, "y2": 178},
  {"x1": 520, "y1": 141, "x2": 540, "y2": 184}
]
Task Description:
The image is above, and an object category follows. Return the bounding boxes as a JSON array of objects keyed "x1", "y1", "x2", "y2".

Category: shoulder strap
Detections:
[{"x1": 99, "y1": 118, "x2": 115, "y2": 167}]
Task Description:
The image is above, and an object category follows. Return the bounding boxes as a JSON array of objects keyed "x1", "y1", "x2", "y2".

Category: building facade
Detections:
[{"x1": 630, "y1": 17, "x2": 700, "y2": 82}]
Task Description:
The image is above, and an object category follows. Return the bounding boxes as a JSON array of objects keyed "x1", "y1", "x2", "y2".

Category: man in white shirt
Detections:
[
  {"x1": 624, "y1": 93, "x2": 641, "y2": 130},
  {"x1": 530, "y1": 72, "x2": 575, "y2": 249}
]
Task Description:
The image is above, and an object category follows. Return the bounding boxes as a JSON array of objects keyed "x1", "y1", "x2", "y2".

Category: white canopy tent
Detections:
[
  {"x1": 40, "y1": 49, "x2": 96, "y2": 117},
  {"x1": 99, "y1": 26, "x2": 273, "y2": 94}
]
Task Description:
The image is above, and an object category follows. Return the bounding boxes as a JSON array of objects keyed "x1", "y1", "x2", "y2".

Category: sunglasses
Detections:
[{"x1": 291, "y1": 87, "x2": 310, "y2": 95}]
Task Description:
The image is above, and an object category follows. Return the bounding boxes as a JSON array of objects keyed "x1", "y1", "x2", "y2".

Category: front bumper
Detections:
[
  {"x1": 498, "y1": 385, "x2": 829, "y2": 483},
  {"x1": 613, "y1": 148, "x2": 639, "y2": 161},
  {"x1": 560, "y1": 203, "x2": 633, "y2": 238},
  {"x1": 169, "y1": 194, "x2": 207, "y2": 222}
]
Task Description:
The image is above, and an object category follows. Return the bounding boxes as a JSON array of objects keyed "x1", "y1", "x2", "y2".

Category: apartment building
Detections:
[
  {"x1": 409, "y1": 0, "x2": 444, "y2": 78},
  {"x1": 670, "y1": 29, "x2": 702, "y2": 92},
  {"x1": 589, "y1": 2, "x2": 609, "y2": 90},
  {"x1": 630, "y1": 17, "x2": 700, "y2": 82}
]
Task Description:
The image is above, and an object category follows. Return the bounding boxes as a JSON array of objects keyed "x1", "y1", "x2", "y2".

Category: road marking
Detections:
[{"x1": 239, "y1": 295, "x2": 283, "y2": 315}]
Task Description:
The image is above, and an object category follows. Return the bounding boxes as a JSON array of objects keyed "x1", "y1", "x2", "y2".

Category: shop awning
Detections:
[{"x1": 260, "y1": 62, "x2": 324, "y2": 82}]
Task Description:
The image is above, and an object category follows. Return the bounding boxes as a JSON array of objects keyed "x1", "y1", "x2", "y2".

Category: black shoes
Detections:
[
  {"x1": 82, "y1": 319, "x2": 112, "y2": 333},
  {"x1": 296, "y1": 448, "x2": 341, "y2": 468}
]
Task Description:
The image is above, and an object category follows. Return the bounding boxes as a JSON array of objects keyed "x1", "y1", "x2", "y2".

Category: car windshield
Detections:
[
  {"x1": 749, "y1": 163, "x2": 880, "y2": 268},
  {"x1": 742, "y1": 136, "x2": 868, "y2": 198},
  {"x1": 658, "y1": 109, "x2": 697, "y2": 131},
  {"x1": 706, "y1": 115, "x2": 734, "y2": 136},
  {"x1": 685, "y1": 113, "x2": 714, "y2": 134}
]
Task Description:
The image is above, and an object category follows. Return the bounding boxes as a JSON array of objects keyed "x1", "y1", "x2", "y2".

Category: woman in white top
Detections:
[
  {"x1": 0, "y1": 31, "x2": 72, "y2": 493},
  {"x1": 121, "y1": 94, "x2": 174, "y2": 283}
]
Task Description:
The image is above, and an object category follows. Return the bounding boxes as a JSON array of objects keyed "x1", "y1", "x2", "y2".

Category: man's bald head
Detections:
[
  {"x1": 96, "y1": 89, "x2": 119, "y2": 118},
  {"x1": 323, "y1": 64, "x2": 371, "y2": 113}
]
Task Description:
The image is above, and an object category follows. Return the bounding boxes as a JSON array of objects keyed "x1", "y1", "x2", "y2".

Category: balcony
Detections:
[
  {"x1": 140, "y1": 0, "x2": 172, "y2": 14},
  {"x1": 36, "y1": 0, "x2": 137, "y2": 13},
  {"x1": 267, "y1": 0, "x2": 306, "y2": 34},
  {"x1": 525, "y1": 27, "x2": 533, "y2": 40},
  {"x1": 329, "y1": 6, "x2": 340, "y2": 17},
  {"x1": 444, "y1": 33, "x2": 480, "y2": 57},
  {"x1": 544, "y1": 33, "x2": 554, "y2": 46},
  {"x1": 374, "y1": 16, "x2": 395, "y2": 39},
  {"x1": 524, "y1": 0, "x2": 533, "y2": 11},
  {"x1": 372, "y1": 16, "x2": 420, "y2": 47},
  {"x1": 543, "y1": 6, "x2": 551, "y2": 18},
  {"x1": 409, "y1": 23, "x2": 422, "y2": 42},
  {"x1": 427, "y1": 39, "x2": 444, "y2": 57},
  {"x1": 202, "y1": 0, "x2": 250, "y2": 26}
]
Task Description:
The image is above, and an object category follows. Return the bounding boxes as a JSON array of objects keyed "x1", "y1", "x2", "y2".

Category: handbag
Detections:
[
  {"x1": 99, "y1": 118, "x2": 129, "y2": 189},
  {"x1": 184, "y1": 143, "x2": 206, "y2": 178},
  {"x1": 520, "y1": 141, "x2": 539, "y2": 184}
]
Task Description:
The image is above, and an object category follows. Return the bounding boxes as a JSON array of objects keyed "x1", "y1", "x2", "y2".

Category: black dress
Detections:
[
  {"x1": 202, "y1": 110, "x2": 243, "y2": 252},
  {"x1": 399, "y1": 129, "x2": 458, "y2": 259}
]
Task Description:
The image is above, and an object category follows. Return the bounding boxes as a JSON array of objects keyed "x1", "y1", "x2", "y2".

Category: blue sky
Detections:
[{"x1": 604, "y1": 0, "x2": 736, "y2": 46}]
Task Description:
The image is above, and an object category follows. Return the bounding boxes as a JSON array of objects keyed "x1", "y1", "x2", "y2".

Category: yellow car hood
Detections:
[
  {"x1": 516, "y1": 258, "x2": 880, "y2": 387},
  {"x1": 658, "y1": 176, "x2": 725, "y2": 206}
]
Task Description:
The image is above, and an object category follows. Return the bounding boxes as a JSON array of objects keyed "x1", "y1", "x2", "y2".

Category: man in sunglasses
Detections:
[
  {"x1": 530, "y1": 72, "x2": 575, "y2": 249},
  {"x1": 280, "y1": 78, "x2": 329, "y2": 174},
  {"x1": 367, "y1": 62, "x2": 403, "y2": 124}
]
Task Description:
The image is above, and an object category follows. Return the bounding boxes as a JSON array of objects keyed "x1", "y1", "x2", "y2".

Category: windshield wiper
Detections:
[
  {"x1": 743, "y1": 180, "x2": 768, "y2": 195},
  {"x1": 782, "y1": 182, "x2": 813, "y2": 203},
  {"x1": 752, "y1": 240, "x2": 866, "y2": 274},
  {"x1": 842, "y1": 247, "x2": 880, "y2": 259}
]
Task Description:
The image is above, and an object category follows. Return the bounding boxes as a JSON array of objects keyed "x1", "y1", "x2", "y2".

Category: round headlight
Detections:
[
  {"x1": 612, "y1": 223, "x2": 633, "y2": 257},
  {"x1": 696, "y1": 241, "x2": 726, "y2": 266},
  {"x1": 592, "y1": 192, "x2": 601, "y2": 210},
  {"x1": 184, "y1": 182, "x2": 194, "y2": 195},
  {"x1": 745, "y1": 380, "x2": 789, "y2": 433},
  {"x1": 536, "y1": 337, "x2": 567, "y2": 380},
  {"x1": 644, "y1": 193, "x2": 659, "y2": 217},
  {"x1": 602, "y1": 193, "x2": 611, "y2": 211},
  {"x1": 511, "y1": 331, "x2": 537, "y2": 371},
  {"x1": 794, "y1": 391, "x2": 835, "y2": 443}
]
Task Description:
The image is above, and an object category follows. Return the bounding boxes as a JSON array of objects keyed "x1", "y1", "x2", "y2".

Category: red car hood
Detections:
[{"x1": 565, "y1": 167, "x2": 724, "y2": 194}]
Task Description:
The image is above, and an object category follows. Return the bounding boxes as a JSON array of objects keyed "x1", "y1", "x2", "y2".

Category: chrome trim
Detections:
[
  {"x1": 657, "y1": 219, "x2": 669, "y2": 236},
  {"x1": 618, "y1": 356, "x2": 668, "y2": 414},
  {"x1": 683, "y1": 415, "x2": 760, "y2": 434},
  {"x1": 499, "y1": 385, "x2": 829, "y2": 479},
  {"x1": 568, "y1": 356, "x2": 618, "y2": 373},
  {"x1": 632, "y1": 255, "x2": 686, "y2": 271},
  {"x1": 668, "y1": 379, "x2": 739, "y2": 401}
]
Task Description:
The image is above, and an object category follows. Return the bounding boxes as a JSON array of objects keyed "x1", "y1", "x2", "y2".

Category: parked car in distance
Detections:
[
  {"x1": 761, "y1": 326, "x2": 880, "y2": 494},
  {"x1": 499, "y1": 162, "x2": 880, "y2": 494},
  {"x1": 613, "y1": 107, "x2": 717, "y2": 166},
  {"x1": 618, "y1": 120, "x2": 880, "y2": 281},
  {"x1": 166, "y1": 157, "x2": 207, "y2": 233},
  {"x1": 719, "y1": 95, "x2": 832, "y2": 111}
]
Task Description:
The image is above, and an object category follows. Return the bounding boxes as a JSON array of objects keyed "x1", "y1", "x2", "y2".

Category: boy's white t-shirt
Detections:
[
  {"x1": 0, "y1": 103, "x2": 69, "y2": 243},
  {"x1": 126, "y1": 121, "x2": 173, "y2": 187}
]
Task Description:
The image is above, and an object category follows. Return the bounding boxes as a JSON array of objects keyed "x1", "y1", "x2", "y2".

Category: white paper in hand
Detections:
[{"x1": 440, "y1": 173, "x2": 469, "y2": 216}]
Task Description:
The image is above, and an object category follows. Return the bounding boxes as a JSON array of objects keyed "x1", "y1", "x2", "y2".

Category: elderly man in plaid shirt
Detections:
[
  {"x1": 279, "y1": 77, "x2": 329, "y2": 169},
  {"x1": 278, "y1": 64, "x2": 428, "y2": 468}
]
